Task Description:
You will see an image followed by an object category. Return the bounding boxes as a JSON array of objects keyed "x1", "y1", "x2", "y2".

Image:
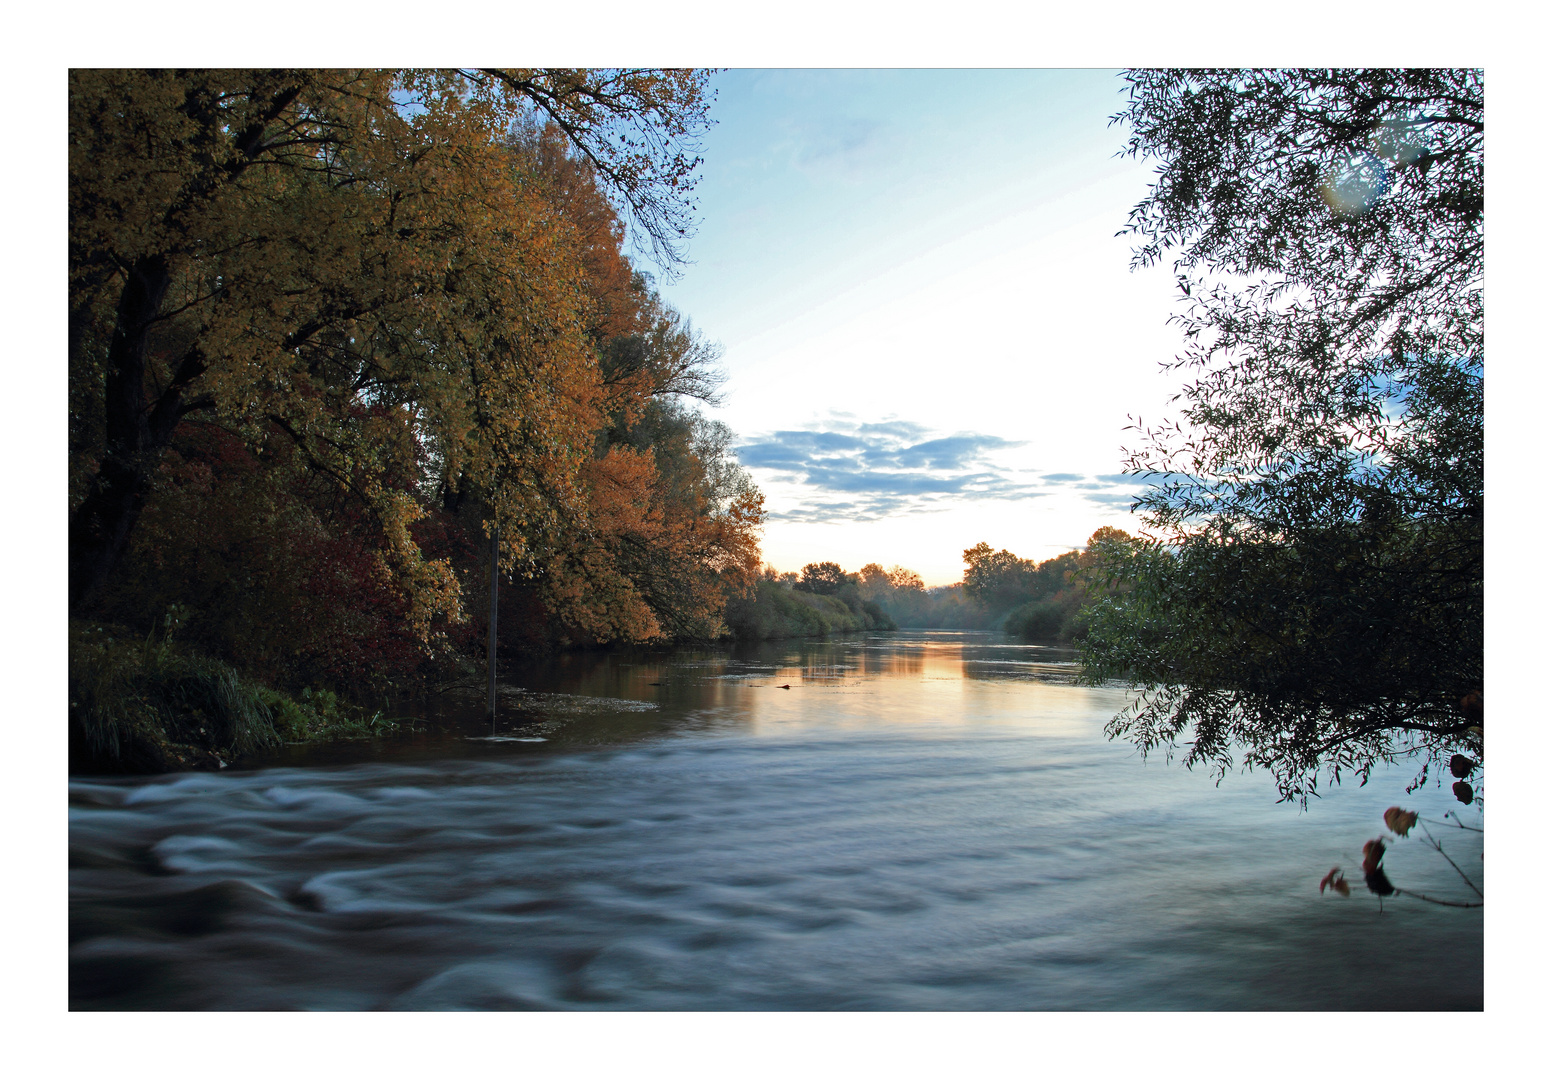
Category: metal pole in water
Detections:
[{"x1": 488, "y1": 523, "x2": 499, "y2": 732}]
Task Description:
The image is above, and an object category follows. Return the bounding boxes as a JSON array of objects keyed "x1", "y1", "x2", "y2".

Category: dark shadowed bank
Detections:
[
  {"x1": 70, "y1": 535, "x2": 1128, "y2": 775},
  {"x1": 68, "y1": 586, "x2": 894, "y2": 775}
]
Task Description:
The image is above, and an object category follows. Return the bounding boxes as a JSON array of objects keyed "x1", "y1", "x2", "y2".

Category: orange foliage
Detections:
[
  {"x1": 538, "y1": 435, "x2": 764, "y2": 644},
  {"x1": 72, "y1": 68, "x2": 763, "y2": 681}
]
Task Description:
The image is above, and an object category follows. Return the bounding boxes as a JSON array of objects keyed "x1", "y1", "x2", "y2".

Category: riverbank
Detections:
[
  {"x1": 68, "y1": 621, "x2": 412, "y2": 774},
  {"x1": 68, "y1": 607, "x2": 902, "y2": 775}
]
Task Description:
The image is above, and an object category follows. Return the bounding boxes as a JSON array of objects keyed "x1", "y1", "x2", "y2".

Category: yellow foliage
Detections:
[{"x1": 72, "y1": 68, "x2": 762, "y2": 656}]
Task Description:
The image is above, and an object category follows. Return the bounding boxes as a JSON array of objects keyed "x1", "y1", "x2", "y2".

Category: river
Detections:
[{"x1": 69, "y1": 631, "x2": 1483, "y2": 1010}]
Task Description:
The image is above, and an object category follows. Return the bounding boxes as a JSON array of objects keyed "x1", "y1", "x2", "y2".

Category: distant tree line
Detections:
[
  {"x1": 730, "y1": 529, "x2": 1135, "y2": 643},
  {"x1": 724, "y1": 561, "x2": 896, "y2": 640}
]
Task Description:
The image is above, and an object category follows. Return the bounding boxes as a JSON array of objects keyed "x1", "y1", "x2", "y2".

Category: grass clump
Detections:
[
  {"x1": 70, "y1": 619, "x2": 280, "y2": 771},
  {"x1": 70, "y1": 616, "x2": 407, "y2": 773},
  {"x1": 256, "y1": 685, "x2": 402, "y2": 743}
]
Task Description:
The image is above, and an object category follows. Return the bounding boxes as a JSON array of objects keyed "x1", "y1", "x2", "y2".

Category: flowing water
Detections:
[{"x1": 69, "y1": 631, "x2": 1483, "y2": 1010}]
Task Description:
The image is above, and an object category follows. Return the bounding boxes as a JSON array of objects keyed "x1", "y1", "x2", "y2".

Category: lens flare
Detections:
[
  {"x1": 1320, "y1": 120, "x2": 1431, "y2": 217},
  {"x1": 1321, "y1": 151, "x2": 1389, "y2": 216}
]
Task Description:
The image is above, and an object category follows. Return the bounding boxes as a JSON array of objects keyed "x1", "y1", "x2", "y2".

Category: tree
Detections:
[
  {"x1": 857, "y1": 563, "x2": 892, "y2": 597},
  {"x1": 960, "y1": 543, "x2": 1039, "y2": 613},
  {"x1": 79, "y1": 77, "x2": 762, "y2": 699},
  {"x1": 795, "y1": 562, "x2": 851, "y2": 596},
  {"x1": 442, "y1": 118, "x2": 761, "y2": 646},
  {"x1": 69, "y1": 68, "x2": 714, "y2": 624},
  {"x1": 535, "y1": 403, "x2": 764, "y2": 644},
  {"x1": 1079, "y1": 69, "x2": 1483, "y2": 802}
]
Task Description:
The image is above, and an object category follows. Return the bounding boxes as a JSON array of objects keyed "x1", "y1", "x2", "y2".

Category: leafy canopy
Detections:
[
  {"x1": 1080, "y1": 69, "x2": 1483, "y2": 803},
  {"x1": 69, "y1": 69, "x2": 716, "y2": 634}
]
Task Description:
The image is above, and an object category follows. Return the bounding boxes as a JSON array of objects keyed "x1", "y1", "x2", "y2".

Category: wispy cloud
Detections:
[
  {"x1": 793, "y1": 117, "x2": 887, "y2": 173},
  {"x1": 1036, "y1": 470, "x2": 1155, "y2": 510},
  {"x1": 1079, "y1": 492, "x2": 1141, "y2": 507},
  {"x1": 735, "y1": 417, "x2": 1167, "y2": 523},
  {"x1": 736, "y1": 419, "x2": 1041, "y2": 522}
]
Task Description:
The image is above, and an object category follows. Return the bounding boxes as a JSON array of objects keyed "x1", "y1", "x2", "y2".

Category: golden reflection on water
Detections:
[
  {"x1": 727, "y1": 634, "x2": 1116, "y2": 740},
  {"x1": 398, "y1": 632, "x2": 1130, "y2": 754}
]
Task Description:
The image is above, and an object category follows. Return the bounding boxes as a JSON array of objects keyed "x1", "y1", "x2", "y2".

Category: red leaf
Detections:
[{"x1": 1319, "y1": 867, "x2": 1351, "y2": 896}]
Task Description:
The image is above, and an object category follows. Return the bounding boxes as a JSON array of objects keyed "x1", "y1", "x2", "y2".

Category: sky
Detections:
[{"x1": 649, "y1": 69, "x2": 1187, "y2": 585}]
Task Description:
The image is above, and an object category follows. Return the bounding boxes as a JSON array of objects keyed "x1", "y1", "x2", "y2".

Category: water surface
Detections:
[{"x1": 70, "y1": 631, "x2": 1483, "y2": 1010}]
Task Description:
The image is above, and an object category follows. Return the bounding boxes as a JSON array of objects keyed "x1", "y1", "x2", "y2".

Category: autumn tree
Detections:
[
  {"x1": 1080, "y1": 69, "x2": 1483, "y2": 802},
  {"x1": 856, "y1": 563, "x2": 889, "y2": 597},
  {"x1": 534, "y1": 404, "x2": 764, "y2": 644},
  {"x1": 442, "y1": 118, "x2": 761, "y2": 645},
  {"x1": 856, "y1": 563, "x2": 923, "y2": 598},
  {"x1": 69, "y1": 68, "x2": 715, "y2": 634}
]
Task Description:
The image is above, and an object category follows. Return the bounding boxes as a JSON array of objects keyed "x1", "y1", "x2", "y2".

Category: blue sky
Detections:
[{"x1": 651, "y1": 69, "x2": 1185, "y2": 584}]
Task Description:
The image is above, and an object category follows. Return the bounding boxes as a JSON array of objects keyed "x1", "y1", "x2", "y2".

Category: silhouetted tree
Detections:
[{"x1": 1081, "y1": 69, "x2": 1482, "y2": 803}]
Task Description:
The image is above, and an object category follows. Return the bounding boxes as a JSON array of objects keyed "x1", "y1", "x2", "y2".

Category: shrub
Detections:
[
  {"x1": 69, "y1": 621, "x2": 279, "y2": 771},
  {"x1": 1005, "y1": 599, "x2": 1067, "y2": 641},
  {"x1": 724, "y1": 579, "x2": 893, "y2": 640}
]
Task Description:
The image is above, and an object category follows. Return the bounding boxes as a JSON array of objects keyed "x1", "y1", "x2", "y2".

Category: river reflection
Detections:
[{"x1": 70, "y1": 631, "x2": 1482, "y2": 1010}]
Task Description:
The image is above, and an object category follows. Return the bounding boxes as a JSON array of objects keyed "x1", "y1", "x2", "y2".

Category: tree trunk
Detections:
[
  {"x1": 68, "y1": 255, "x2": 172, "y2": 613},
  {"x1": 488, "y1": 525, "x2": 499, "y2": 725}
]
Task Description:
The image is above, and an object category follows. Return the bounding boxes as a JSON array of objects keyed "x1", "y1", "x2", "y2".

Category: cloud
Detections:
[
  {"x1": 857, "y1": 420, "x2": 930, "y2": 440},
  {"x1": 735, "y1": 417, "x2": 1180, "y2": 524},
  {"x1": 1031, "y1": 470, "x2": 1155, "y2": 508},
  {"x1": 795, "y1": 117, "x2": 885, "y2": 168},
  {"x1": 736, "y1": 420, "x2": 1039, "y2": 522},
  {"x1": 892, "y1": 436, "x2": 1016, "y2": 470},
  {"x1": 1082, "y1": 491, "x2": 1142, "y2": 507}
]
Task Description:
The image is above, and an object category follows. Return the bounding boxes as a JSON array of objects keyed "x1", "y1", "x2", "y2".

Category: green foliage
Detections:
[
  {"x1": 879, "y1": 584, "x2": 996, "y2": 630},
  {"x1": 69, "y1": 618, "x2": 412, "y2": 772},
  {"x1": 1003, "y1": 598, "x2": 1071, "y2": 641},
  {"x1": 853, "y1": 564, "x2": 981, "y2": 629},
  {"x1": 70, "y1": 620, "x2": 279, "y2": 771},
  {"x1": 960, "y1": 538, "x2": 1121, "y2": 642},
  {"x1": 1080, "y1": 523, "x2": 1482, "y2": 801},
  {"x1": 961, "y1": 544, "x2": 1040, "y2": 613},
  {"x1": 860, "y1": 600, "x2": 896, "y2": 630},
  {"x1": 256, "y1": 686, "x2": 403, "y2": 743},
  {"x1": 1084, "y1": 69, "x2": 1482, "y2": 802},
  {"x1": 725, "y1": 577, "x2": 894, "y2": 640},
  {"x1": 795, "y1": 562, "x2": 851, "y2": 596}
]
